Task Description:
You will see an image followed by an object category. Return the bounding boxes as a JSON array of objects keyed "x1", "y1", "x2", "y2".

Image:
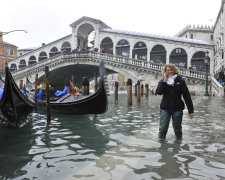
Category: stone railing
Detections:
[
  {"x1": 10, "y1": 51, "x2": 208, "y2": 82},
  {"x1": 211, "y1": 77, "x2": 224, "y2": 96},
  {"x1": 69, "y1": 52, "x2": 208, "y2": 80}
]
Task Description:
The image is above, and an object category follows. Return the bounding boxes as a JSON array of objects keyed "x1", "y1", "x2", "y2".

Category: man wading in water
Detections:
[{"x1": 155, "y1": 64, "x2": 194, "y2": 141}]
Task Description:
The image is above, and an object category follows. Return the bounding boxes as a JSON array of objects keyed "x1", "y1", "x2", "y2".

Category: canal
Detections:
[{"x1": 0, "y1": 94, "x2": 225, "y2": 179}]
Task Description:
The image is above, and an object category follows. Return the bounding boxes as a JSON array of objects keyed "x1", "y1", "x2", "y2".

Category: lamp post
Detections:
[
  {"x1": 204, "y1": 51, "x2": 210, "y2": 96},
  {"x1": 1, "y1": 30, "x2": 27, "y2": 72},
  {"x1": 2, "y1": 30, "x2": 28, "y2": 35}
]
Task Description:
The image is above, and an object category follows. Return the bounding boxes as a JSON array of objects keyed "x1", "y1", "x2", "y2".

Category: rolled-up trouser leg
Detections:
[
  {"x1": 172, "y1": 111, "x2": 183, "y2": 140},
  {"x1": 159, "y1": 111, "x2": 171, "y2": 140}
]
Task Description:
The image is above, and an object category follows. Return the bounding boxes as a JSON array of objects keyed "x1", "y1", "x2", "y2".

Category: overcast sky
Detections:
[{"x1": 1, "y1": 0, "x2": 221, "y2": 49}]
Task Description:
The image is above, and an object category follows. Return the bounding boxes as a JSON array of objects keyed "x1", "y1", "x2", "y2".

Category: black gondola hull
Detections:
[
  {"x1": 39, "y1": 80, "x2": 108, "y2": 115},
  {"x1": 0, "y1": 67, "x2": 35, "y2": 127}
]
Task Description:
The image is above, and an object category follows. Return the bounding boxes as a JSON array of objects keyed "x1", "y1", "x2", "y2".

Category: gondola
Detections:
[
  {"x1": 35, "y1": 61, "x2": 108, "y2": 115},
  {"x1": 0, "y1": 67, "x2": 35, "y2": 127}
]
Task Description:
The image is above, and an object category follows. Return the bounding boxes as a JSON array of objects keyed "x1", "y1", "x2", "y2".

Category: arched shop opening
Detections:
[
  {"x1": 28, "y1": 56, "x2": 37, "y2": 66},
  {"x1": 100, "y1": 37, "x2": 113, "y2": 54},
  {"x1": 61, "y1": 42, "x2": 71, "y2": 53},
  {"x1": 132, "y1": 42, "x2": 147, "y2": 60},
  {"x1": 39, "y1": 51, "x2": 48, "y2": 62},
  {"x1": 191, "y1": 51, "x2": 207, "y2": 72},
  {"x1": 150, "y1": 45, "x2": 166, "y2": 64},
  {"x1": 170, "y1": 48, "x2": 187, "y2": 69},
  {"x1": 49, "y1": 47, "x2": 59, "y2": 58},
  {"x1": 19, "y1": 59, "x2": 27, "y2": 69},
  {"x1": 116, "y1": 39, "x2": 130, "y2": 57},
  {"x1": 9, "y1": 63, "x2": 17, "y2": 72}
]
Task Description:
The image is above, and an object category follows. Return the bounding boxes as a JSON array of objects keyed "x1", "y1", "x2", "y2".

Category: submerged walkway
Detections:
[{"x1": 0, "y1": 95, "x2": 225, "y2": 179}]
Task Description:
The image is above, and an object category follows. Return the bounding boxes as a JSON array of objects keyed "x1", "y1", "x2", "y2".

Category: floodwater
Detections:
[{"x1": 0, "y1": 94, "x2": 225, "y2": 180}]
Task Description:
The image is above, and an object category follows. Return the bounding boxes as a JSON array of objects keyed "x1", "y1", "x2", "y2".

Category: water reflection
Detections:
[
  {"x1": 0, "y1": 117, "x2": 35, "y2": 179},
  {"x1": 0, "y1": 95, "x2": 225, "y2": 179}
]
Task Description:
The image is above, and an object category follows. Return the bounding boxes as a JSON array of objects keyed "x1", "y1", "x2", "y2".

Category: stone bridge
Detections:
[{"x1": 8, "y1": 52, "x2": 222, "y2": 96}]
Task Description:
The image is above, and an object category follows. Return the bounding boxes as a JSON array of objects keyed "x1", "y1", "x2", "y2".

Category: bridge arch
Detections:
[
  {"x1": 116, "y1": 39, "x2": 130, "y2": 57},
  {"x1": 76, "y1": 23, "x2": 95, "y2": 50},
  {"x1": 150, "y1": 44, "x2": 166, "y2": 64},
  {"x1": 28, "y1": 56, "x2": 37, "y2": 66},
  {"x1": 191, "y1": 51, "x2": 207, "y2": 72},
  {"x1": 170, "y1": 48, "x2": 187, "y2": 68},
  {"x1": 49, "y1": 47, "x2": 59, "y2": 57},
  {"x1": 19, "y1": 59, "x2": 27, "y2": 69},
  {"x1": 61, "y1": 41, "x2": 71, "y2": 53},
  {"x1": 100, "y1": 37, "x2": 113, "y2": 54},
  {"x1": 39, "y1": 51, "x2": 48, "y2": 62},
  {"x1": 9, "y1": 63, "x2": 17, "y2": 72},
  {"x1": 132, "y1": 41, "x2": 147, "y2": 60}
]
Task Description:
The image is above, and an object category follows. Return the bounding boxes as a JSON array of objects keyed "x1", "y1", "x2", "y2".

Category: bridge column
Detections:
[
  {"x1": 187, "y1": 54, "x2": 192, "y2": 69},
  {"x1": 129, "y1": 46, "x2": 132, "y2": 59},
  {"x1": 147, "y1": 48, "x2": 150, "y2": 61},
  {"x1": 166, "y1": 52, "x2": 170, "y2": 64},
  {"x1": 72, "y1": 27, "x2": 78, "y2": 50},
  {"x1": 94, "y1": 26, "x2": 100, "y2": 50}
]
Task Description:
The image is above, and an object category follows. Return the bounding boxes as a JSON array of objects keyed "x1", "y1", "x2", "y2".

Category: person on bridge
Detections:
[{"x1": 155, "y1": 64, "x2": 194, "y2": 141}]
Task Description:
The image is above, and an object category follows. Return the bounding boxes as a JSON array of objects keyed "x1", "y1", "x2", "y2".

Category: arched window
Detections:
[
  {"x1": 39, "y1": 51, "x2": 48, "y2": 62},
  {"x1": 49, "y1": 47, "x2": 59, "y2": 57},
  {"x1": 19, "y1": 59, "x2": 27, "y2": 69},
  {"x1": 191, "y1": 51, "x2": 207, "y2": 72},
  {"x1": 132, "y1": 42, "x2": 147, "y2": 60},
  {"x1": 9, "y1": 63, "x2": 17, "y2": 72},
  {"x1": 150, "y1": 45, "x2": 166, "y2": 64},
  {"x1": 116, "y1": 39, "x2": 130, "y2": 57},
  {"x1": 100, "y1": 37, "x2": 113, "y2": 55},
  {"x1": 61, "y1": 42, "x2": 71, "y2": 53},
  {"x1": 170, "y1": 48, "x2": 187, "y2": 68},
  {"x1": 28, "y1": 56, "x2": 37, "y2": 66}
]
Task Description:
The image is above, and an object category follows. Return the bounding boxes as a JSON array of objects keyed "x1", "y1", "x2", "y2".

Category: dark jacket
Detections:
[{"x1": 155, "y1": 75, "x2": 194, "y2": 114}]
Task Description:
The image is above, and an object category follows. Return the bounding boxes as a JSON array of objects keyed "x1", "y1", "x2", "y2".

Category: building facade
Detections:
[
  {"x1": 213, "y1": 0, "x2": 225, "y2": 74},
  {"x1": 0, "y1": 31, "x2": 17, "y2": 74}
]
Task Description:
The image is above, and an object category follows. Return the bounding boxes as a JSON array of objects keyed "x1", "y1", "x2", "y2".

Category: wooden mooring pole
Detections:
[
  {"x1": 145, "y1": 84, "x2": 149, "y2": 97},
  {"x1": 94, "y1": 73, "x2": 98, "y2": 92},
  {"x1": 137, "y1": 81, "x2": 141, "y2": 102},
  {"x1": 45, "y1": 66, "x2": 51, "y2": 123},
  {"x1": 141, "y1": 84, "x2": 144, "y2": 97},
  {"x1": 134, "y1": 84, "x2": 137, "y2": 96},
  {"x1": 19, "y1": 80, "x2": 23, "y2": 90},
  {"x1": 35, "y1": 74, "x2": 38, "y2": 111},
  {"x1": 114, "y1": 81, "x2": 118, "y2": 101},
  {"x1": 127, "y1": 79, "x2": 132, "y2": 106}
]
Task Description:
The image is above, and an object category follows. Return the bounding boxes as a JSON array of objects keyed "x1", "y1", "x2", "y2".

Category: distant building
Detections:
[
  {"x1": 176, "y1": 25, "x2": 214, "y2": 45},
  {"x1": 18, "y1": 47, "x2": 38, "y2": 56},
  {"x1": 213, "y1": 0, "x2": 225, "y2": 74},
  {"x1": 0, "y1": 31, "x2": 18, "y2": 74}
]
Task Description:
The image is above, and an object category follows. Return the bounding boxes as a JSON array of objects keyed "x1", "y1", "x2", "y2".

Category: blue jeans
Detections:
[{"x1": 159, "y1": 109, "x2": 183, "y2": 140}]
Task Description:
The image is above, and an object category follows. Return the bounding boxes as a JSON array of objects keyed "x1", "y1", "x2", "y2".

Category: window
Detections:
[
  {"x1": 211, "y1": 35, "x2": 213, "y2": 40},
  {"x1": 10, "y1": 48, "x2": 13, "y2": 55},
  {"x1": 190, "y1": 34, "x2": 193, "y2": 39},
  {"x1": 4, "y1": 47, "x2": 8, "y2": 55},
  {"x1": 175, "y1": 48, "x2": 181, "y2": 54}
]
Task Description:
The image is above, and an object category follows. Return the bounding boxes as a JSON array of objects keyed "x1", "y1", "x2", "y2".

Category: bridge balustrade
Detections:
[{"x1": 10, "y1": 51, "x2": 209, "y2": 82}]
